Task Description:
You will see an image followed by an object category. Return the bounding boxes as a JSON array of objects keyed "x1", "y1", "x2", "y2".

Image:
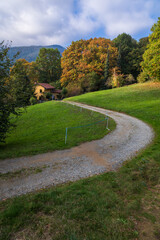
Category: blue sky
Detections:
[{"x1": 0, "y1": 0, "x2": 159, "y2": 47}]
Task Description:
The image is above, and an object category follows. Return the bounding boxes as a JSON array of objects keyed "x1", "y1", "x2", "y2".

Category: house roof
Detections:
[
  {"x1": 38, "y1": 83, "x2": 55, "y2": 89},
  {"x1": 54, "y1": 89, "x2": 62, "y2": 93}
]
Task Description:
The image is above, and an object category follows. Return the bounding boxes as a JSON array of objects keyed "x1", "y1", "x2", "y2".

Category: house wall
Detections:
[
  {"x1": 35, "y1": 85, "x2": 59, "y2": 100},
  {"x1": 35, "y1": 85, "x2": 45, "y2": 100}
]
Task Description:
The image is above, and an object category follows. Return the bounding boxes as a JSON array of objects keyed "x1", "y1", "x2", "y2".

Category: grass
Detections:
[
  {"x1": 0, "y1": 101, "x2": 115, "y2": 159},
  {"x1": 0, "y1": 82, "x2": 160, "y2": 240},
  {"x1": 0, "y1": 166, "x2": 48, "y2": 180},
  {"x1": 67, "y1": 82, "x2": 160, "y2": 162}
]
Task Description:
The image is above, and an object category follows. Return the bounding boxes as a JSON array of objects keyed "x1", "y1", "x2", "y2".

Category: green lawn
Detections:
[
  {"x1": 0, "y1": 101, "x2": 115, "y2": 159},
  {"x1": 67, "y1": 82, "x2": 160, "y2": 161},
  {"x1": 0, "y1": 82, "x2": 160, "y2": 240}
]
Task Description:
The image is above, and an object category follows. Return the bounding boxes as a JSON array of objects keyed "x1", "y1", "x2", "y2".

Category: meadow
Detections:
[
  {"x1": 0, "y1": 82, "x2": 160, "y2": 240},
  {"x1": 0, "y1": 101, "x2": 114, "y2": 159}
]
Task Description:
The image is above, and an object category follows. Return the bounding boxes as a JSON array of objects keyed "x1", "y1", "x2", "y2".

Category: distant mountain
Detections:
[{"x1": 8, "y1": 45, "x2": 65, "y2": 62}]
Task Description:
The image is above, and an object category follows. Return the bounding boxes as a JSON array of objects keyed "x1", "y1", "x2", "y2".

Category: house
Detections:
[{"x1": 35, "y1": 83, "x2": 61, "y2": 101}]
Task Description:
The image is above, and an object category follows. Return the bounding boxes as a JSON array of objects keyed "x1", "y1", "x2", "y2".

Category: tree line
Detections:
[
  {"x1": 61, "y1": 18, "x2": 159, "y2": 95},
  {"x1": 0, "y1": 18, "x2": 159, "y2": 143}
]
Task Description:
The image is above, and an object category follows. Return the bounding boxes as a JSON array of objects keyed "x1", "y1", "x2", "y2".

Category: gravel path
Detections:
[{"x1": 0, "y1": 101, "x2": 154, "y2": 200}]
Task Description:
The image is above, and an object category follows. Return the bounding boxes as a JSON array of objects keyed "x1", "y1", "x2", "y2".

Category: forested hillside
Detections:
[{"x1": 8, "y1": 45, "x2": 65, "y2": 62}]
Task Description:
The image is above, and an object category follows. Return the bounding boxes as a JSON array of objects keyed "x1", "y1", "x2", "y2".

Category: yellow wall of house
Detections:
[
  {"x1": 35, "y1": 85, "x2": 45, "y2": 100},
  {"x1": 35, "y1": 85, "x2": 59, "y2": 100}
]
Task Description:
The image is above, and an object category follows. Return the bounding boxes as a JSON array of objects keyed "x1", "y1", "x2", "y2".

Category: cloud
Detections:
[
  {"x1": 79, "y1": 0, "x2": 155, "y2": 36},
  {"x1": 0, "y1": 0, "x2": 74, "y2": 46},
  {"x1": 0, "y1": 0, "x2": 159, "y2": 47}
]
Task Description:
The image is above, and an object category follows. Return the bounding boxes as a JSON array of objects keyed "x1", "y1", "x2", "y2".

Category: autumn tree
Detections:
[
  {"x1": 61, "y1": 38, "x2": 118, "y2": 95},
  {"x1": 36, "y1": 48, "x2": 61, "y2": 83},
  {"x1": 141, "y1": 18, "x2": 160, "y2": 81},
  {"x1": 104, "y1": 48, "x2": 110, "y2": 84}
]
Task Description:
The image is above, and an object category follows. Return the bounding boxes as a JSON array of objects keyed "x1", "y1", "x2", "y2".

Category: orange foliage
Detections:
[{"x1": 60, "y1": 38, "x2": 118, "y2": 87}]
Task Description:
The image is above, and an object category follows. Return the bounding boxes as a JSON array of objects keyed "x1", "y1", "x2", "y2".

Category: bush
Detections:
[
  {"x1": 29, "y1": 96, "x2": 37, "y2": 105},
  {"x1": 105, "y1": 77, "x2": 113, "y2": 89},
  {"x1": 45, "y1": 92, "x2": 52, "y2": 100},
  {"x1": 66, "y1": 84, "x2": 82, "y2": 97},
  {"x1": 137, "y1": 71, "x2": 150, "y2": 83},
  {"x1": 80, "y1": 72, "x2": 101, "y2": 93},
  {"x1": 125, "y1": 74, "x2": 136, "y2": 85},
  {"x1": 61, "y1": 87, "x2": 67, "y2": 98},
  {"x1": 112, "y1": 74, "x2": 125, "y2": 88},
  {"x1": 111, "y1": 72, "x2": 136, "y2": 88}
]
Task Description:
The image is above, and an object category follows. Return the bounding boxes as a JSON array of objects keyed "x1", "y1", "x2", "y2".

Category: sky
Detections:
[{"x1": 0, "y1": 0, "x2": 159, "y2": 47}]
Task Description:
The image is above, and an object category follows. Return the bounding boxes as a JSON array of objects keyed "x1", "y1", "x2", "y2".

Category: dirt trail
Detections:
[{"x1": 0, "y1": 101, "x2": 154, "y2": 200}]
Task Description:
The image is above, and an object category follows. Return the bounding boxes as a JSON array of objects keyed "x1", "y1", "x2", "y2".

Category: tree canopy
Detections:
[
  {"x1": 113, "y1": 33, "x2": 137, "y2": 75},
  {"x1": 10, "y1": 59, "x2": 34, "y2": 107},
  {"x1": 35, "y1": 48, "x2": 61, "y2": 83},
  {"x1": 0, "y1": 42, "x2": 19, "y2": 143},
  {"x1": 141, "y1": 18, "x2": 160, "y2": 81},
  {"x1": 60, "y1": 38, "x2": 118, "y2": 93},
  {"x1": 113, "y1": 33, "x2": 148, "y2": 79}
]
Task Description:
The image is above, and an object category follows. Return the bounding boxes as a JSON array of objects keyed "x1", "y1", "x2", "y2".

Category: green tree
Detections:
[
  {"x1": 80, "y1": 71, "x2": 101, "y2": 93},
  {"x1": 113, "y1": 33, "x2": 138, "y2": 78},
  {"x1": 0, "y1": 42, "x2": 19, "y2": 143},
  {"x1": 61, "y1": 87, "x2": 68, "y2": 98},
  {"x1": 36, "y1": 48, "x2": 61, "y2": 83},
  {"x1": 128, "y1": 37, "x2": 149, "y2": 78},
  {"x1": 141, "y1": 18, "x2": 160, "y2": 81},
  {"x1": 10, "y1": 59, "x2": 34, "y2": 107}
]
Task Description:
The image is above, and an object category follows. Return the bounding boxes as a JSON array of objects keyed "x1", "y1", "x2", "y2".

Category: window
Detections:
[{"x1": 40, "y1": 89, "x2": 42, "y2": 93}]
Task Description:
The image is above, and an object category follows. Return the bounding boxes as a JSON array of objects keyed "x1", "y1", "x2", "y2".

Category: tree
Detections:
[
  {"x1": 80, "y1": 71, "x2": 101, "y2": 93},
  {"x1": 128, "y1": 37, "x2": 149, "y2": 78},
  {"x1": 113, "y1": 33, "x2": 138, "y2": 78},
  {"x1": 0, "y1": 41, "x2": 19, "y2": 143},
  {"x1": 104, "y1": 48, "x2": 110, "y2": 86},
  {"x1": 27, "y1": 61, "x2": 40, "y2": 84},
  {"x1": 60, "y1": 38, "x2": 118, "y2": 94},
  {"x1": 10, "y1": 59, "x2": 34, "y2": 107},
  {"x1": 36, "y1": 48, "x2": 61, "y2": 83},
  {"x1": 141, "y1": 18, "x2": 160, "y2": 81}
]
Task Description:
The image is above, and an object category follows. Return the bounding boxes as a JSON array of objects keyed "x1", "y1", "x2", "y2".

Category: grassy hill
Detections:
[
  {"x1": 0, "y1": 101, "x2": 114, "y2": 159},
  {"x1": 8, "y1": 44, "x2": 65, "y2": 62},
  {"x1": 0, "y1": 82, "x2": 160, "y2": 240}
]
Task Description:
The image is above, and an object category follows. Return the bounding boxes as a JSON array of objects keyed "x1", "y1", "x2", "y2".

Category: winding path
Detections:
[{"x1": 0, "y1": 101, "x2": 154, "y2": 200}]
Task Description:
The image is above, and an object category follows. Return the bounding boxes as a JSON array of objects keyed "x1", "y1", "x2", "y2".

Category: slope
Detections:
[
  {"x1": 0, "y1": 82, "x2": 160, "y2": 240},
  {"x1": 8, "y1": 44, "x2": 65, "y2": 62},
  {"x1": 0, "y1": 101, "x2": 114, "y2": 159}
]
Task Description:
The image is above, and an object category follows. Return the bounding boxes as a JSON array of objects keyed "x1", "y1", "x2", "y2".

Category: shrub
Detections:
[
  {"x1": 80, "y1": 72, "x2": 101, "y2": 93},
  {"x1": 105, "y1": 77, "x2": 113, "y2": 89},
  {"x1": 125, "y1": 74, "x2": 136, "y2": 85},
  {"x1": 66, "y1": 84, "x2": 82, "y2": 97},
  {"x1": 29, "y1": 96, "x2": 37, "y2": 105},
  {"x1": 137, "y1": 71, "x2": 150, "y2": 83},
  {"x1": 112, "y1": 74, "x2": 125, "y2": 88},
  {"x1": 45, "y1": 92, "x2": 52, "y2": 100},
  {"x1": 61, "y1": 87, "x2": 67, "y2": 98}
]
